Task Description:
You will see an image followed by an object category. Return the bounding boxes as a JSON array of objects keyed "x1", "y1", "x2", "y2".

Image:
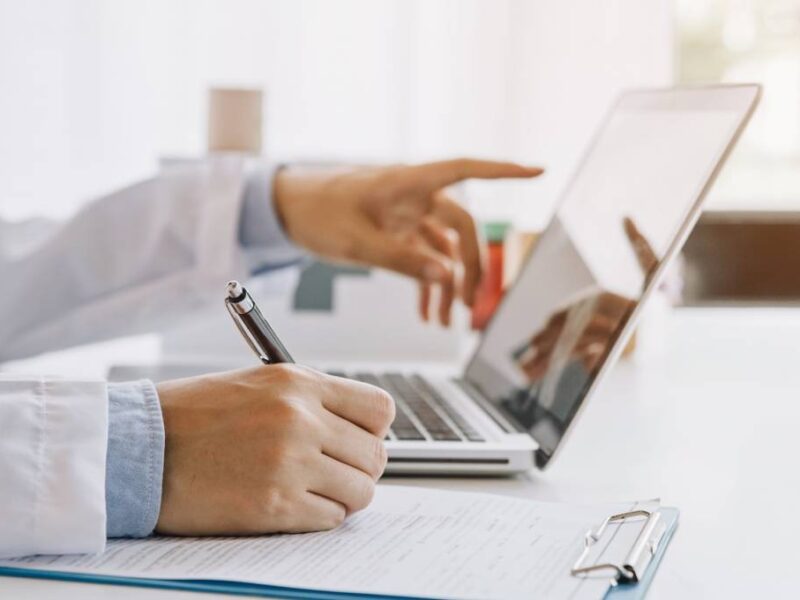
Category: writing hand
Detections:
[{"x1": 155, "y1": 365, "x2": 394, "y2": 535}]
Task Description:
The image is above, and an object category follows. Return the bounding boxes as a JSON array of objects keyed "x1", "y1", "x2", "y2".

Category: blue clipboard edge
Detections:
[
  {"x1": 0, "y1": 508, "x2": 679, "y2": 600},
  {"x1": 0, "y1": 567, "x2": 420, "y2": 600},
  {"x1": 605, "y1": 507, "x2": 680, "y2": 600}
]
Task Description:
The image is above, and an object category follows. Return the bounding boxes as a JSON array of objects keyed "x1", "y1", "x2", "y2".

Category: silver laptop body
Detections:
[{"x1": 333, "y1": 85, "x2": 760, "y2": 474}]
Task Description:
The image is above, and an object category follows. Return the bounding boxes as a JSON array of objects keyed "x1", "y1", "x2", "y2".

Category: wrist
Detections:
[
  {"x1": 271, "y1": 166, "x2": 350, "y2": 254},
  {"x1": 272, "y1": 167, "x2": 291, "y2": 235},
  {"x1": 272, "y1": 167, "x2": 310, "y2": 243}
]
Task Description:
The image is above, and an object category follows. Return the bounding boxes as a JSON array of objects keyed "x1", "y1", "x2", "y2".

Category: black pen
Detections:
[{"x1": 225, "y1": 280, "x2": 294, "y2": 364}]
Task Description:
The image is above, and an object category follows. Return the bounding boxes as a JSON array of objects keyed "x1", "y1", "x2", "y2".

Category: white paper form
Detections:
[{"x1": 2, "y1": 486, "x2": 641, "y2": 600}]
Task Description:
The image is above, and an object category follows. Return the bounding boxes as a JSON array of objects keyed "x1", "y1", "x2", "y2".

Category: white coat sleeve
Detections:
[
  {"x1": 0, "y1": 376, "x2": 107, "y2": 558},
  {"x1": 0, "y1": 156, "x2": 250, "y2": 361}
]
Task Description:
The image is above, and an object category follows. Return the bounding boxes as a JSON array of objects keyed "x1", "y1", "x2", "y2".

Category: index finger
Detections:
[
  {"x1": 319, "y1": 374, "x2": 396, "y2": 437},
  {"x1": 431, "y1": 195, "x2": 482, "y2": 307},
  {"x1": 622, "y1": 216, "x2": 658, "y2": 280},
  {"x1": 405, "y1": 158, "x2": 544, "y2": 191}
]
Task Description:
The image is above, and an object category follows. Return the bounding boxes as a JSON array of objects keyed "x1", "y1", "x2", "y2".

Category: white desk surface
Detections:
[{"x1": 3, "y1": 307, "x2": 800, "y2": 599}]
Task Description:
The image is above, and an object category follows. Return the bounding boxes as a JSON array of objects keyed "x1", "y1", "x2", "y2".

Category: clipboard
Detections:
[
  {"x1": 576, "y1": 506, "x2": 680, "y2": 600},
  {"x1": 0, "y1": 509, "x2": 678, "y2": 600}
]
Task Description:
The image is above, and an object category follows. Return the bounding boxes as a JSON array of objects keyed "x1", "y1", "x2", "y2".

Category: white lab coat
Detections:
[{"x1": 0, "y1": 155, "x2": 250, "y2": 558}]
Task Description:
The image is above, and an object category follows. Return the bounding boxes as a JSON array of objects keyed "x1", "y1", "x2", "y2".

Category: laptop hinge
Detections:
[{"x1": 454, "y1": 378, "x2": 549, "y2": 467}]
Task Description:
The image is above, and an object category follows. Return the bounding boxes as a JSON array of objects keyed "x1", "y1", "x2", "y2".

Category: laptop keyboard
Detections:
[{"x1": 329, "y1": 372, "x2": 485, "y2": 443}]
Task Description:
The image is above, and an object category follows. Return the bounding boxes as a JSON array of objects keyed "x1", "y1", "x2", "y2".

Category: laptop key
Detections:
[
  {"x1": 430, "y1": 430, "x2": 461, "y2": 441},
  {"x1": 412, "y1": 376, "x2": 485, "y2": 442},
  {"x1": 353, "y1": 373, "x2": 382, "y2": 387},
  {"x1": 384, "y1": 403, "x2": 426, "y2": 441},
  {"x1": 392, "y1": 427, "x2": 426, "y2": 441},
  {"x1": 383, "y1": 373, "x2": 462, "y2": 442},
  {"x1": 354, "y1": 373, "x2": 426, "y2": 441}
]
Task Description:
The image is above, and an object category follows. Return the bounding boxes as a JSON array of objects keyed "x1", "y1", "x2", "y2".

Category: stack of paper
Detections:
[{"x1": 0, "y1": 486, "x2": 669, "y2": 600}]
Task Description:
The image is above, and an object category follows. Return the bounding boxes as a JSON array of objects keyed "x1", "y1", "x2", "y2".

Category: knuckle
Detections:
[
  {"x1": 272, "y1": 362, "x2": 311, "y2": 379},
  {"x1": 262, "y1": 363, "x2": 322, "y2": 395},
  {"x1": 324, "y1": 505, "x2": 347, "y2": 530},
  {"x1": 375, "y1": 169, "x2": 401, "y2": 189},
  {"x1": 272, "y1": 397, "x2": 315, "y2": 433},
  {"x1": 453, "y1": 204, "x2": 474, "y2": 232},
  {"x1": 266, "y1": 362, "x2": 302, "y2": 385},
  {"x1": 378, "y1": 163, "x2": 414, "y2": 186},
  {"x1": 369, "y1": 437, "x2": 388, "y2": 479},
  {"x1": 256, "y1": 486, "x2": 287, "y2": 525},
  {"x1": 372, "y1": 388, "x2": 396, "y2": 428},
  {"x1": 350, "y1": 474, "x2": 376, "y2": 513}
]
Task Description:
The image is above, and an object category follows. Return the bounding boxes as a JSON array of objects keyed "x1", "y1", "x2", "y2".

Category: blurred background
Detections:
[
  {"x1": 1, "y1": 0, "x2": 799, "y2": 368},
  {"x1": 0, "y1": 0, "x2": 675, "y2": 226}
]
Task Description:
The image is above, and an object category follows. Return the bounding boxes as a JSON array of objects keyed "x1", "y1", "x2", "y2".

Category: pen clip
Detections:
[{"x1": 225, "y1": 298, "x2": 271, "y2": 364}]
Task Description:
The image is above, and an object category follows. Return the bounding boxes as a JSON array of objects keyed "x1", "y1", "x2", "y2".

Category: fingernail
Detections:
[{"x1": 423, "y1": 263, "x2": 446, "y2": 282}]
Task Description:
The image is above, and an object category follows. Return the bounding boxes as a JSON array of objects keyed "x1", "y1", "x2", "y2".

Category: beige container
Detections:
[{"x1": 207, "y1": 88, "x2": 263, "y2": 153}]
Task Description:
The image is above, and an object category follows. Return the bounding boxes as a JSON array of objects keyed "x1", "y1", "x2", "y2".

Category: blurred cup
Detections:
[{"x1": 207, "y1": 87, "x2": 263, "y2": 154}]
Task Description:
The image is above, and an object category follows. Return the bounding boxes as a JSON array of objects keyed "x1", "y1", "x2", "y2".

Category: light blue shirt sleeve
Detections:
[
  {"x1": 105, "y1": 380, "x2": 165, "y2": 538},
  {"x1": 239, "y1": 162, "x2": 308, "y2": 274}
]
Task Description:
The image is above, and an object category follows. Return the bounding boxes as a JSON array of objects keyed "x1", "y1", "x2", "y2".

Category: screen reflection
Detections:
[
  {"x1": 504, "y1": 216, "x2": 657, "y2": 430},
  {"x1": 466, "y1": 99, "x2": 745, "y2": 459}
]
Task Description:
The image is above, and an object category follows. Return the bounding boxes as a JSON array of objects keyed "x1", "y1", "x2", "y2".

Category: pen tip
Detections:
[{"x1": 226, "y1": 280, "x2": 244, "y2": 299}]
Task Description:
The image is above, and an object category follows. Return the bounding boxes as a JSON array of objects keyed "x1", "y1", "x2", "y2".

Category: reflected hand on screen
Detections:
[
  {"x1": 515, "y1": 216, "x2": 658, "y2": 383},
  {"x1": 516, "y1": 291, "x2": 634, "y2": 382},
  {"x1": 623, "y1": 216, "x2": 658, "y2": 286}
]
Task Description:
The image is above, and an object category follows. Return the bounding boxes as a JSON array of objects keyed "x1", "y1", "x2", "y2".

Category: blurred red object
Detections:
[{"x1": 471, "y1": 222, "x2": 510, "y2": 330}]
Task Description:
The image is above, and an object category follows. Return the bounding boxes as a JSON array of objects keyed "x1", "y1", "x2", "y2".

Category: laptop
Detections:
[
  {"x1": 325, "y1": 84, "x2": 761, "y2": 473},
  {"x1": 110, "y1": 85, "x2": 761, "y2": 475}
]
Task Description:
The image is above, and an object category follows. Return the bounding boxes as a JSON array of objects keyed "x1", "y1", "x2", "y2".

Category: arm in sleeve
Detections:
[
  {"x1": 0, "y1": 377, "x2": 108, "y2": 558},
  {"x1": 105, "y1": 380, "x2": 165, "y2": 538},
  {"x1": 0, "y1": 157, "x2": 303, "y2": 361}
]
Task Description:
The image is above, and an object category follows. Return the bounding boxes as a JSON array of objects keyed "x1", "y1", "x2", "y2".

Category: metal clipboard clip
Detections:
[{"x1": 571, "y1": 509, "x2": 667, "y2": 585}]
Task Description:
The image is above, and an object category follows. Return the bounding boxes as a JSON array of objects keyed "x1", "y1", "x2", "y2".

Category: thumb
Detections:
[{"x1": 352, "y1": 230, "x2": 452, "y2": 283}]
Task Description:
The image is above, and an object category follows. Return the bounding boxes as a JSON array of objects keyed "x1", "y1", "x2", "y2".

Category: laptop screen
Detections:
[{"x1": 465, "y1": 86, "x2": 759, "y2": 466}]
